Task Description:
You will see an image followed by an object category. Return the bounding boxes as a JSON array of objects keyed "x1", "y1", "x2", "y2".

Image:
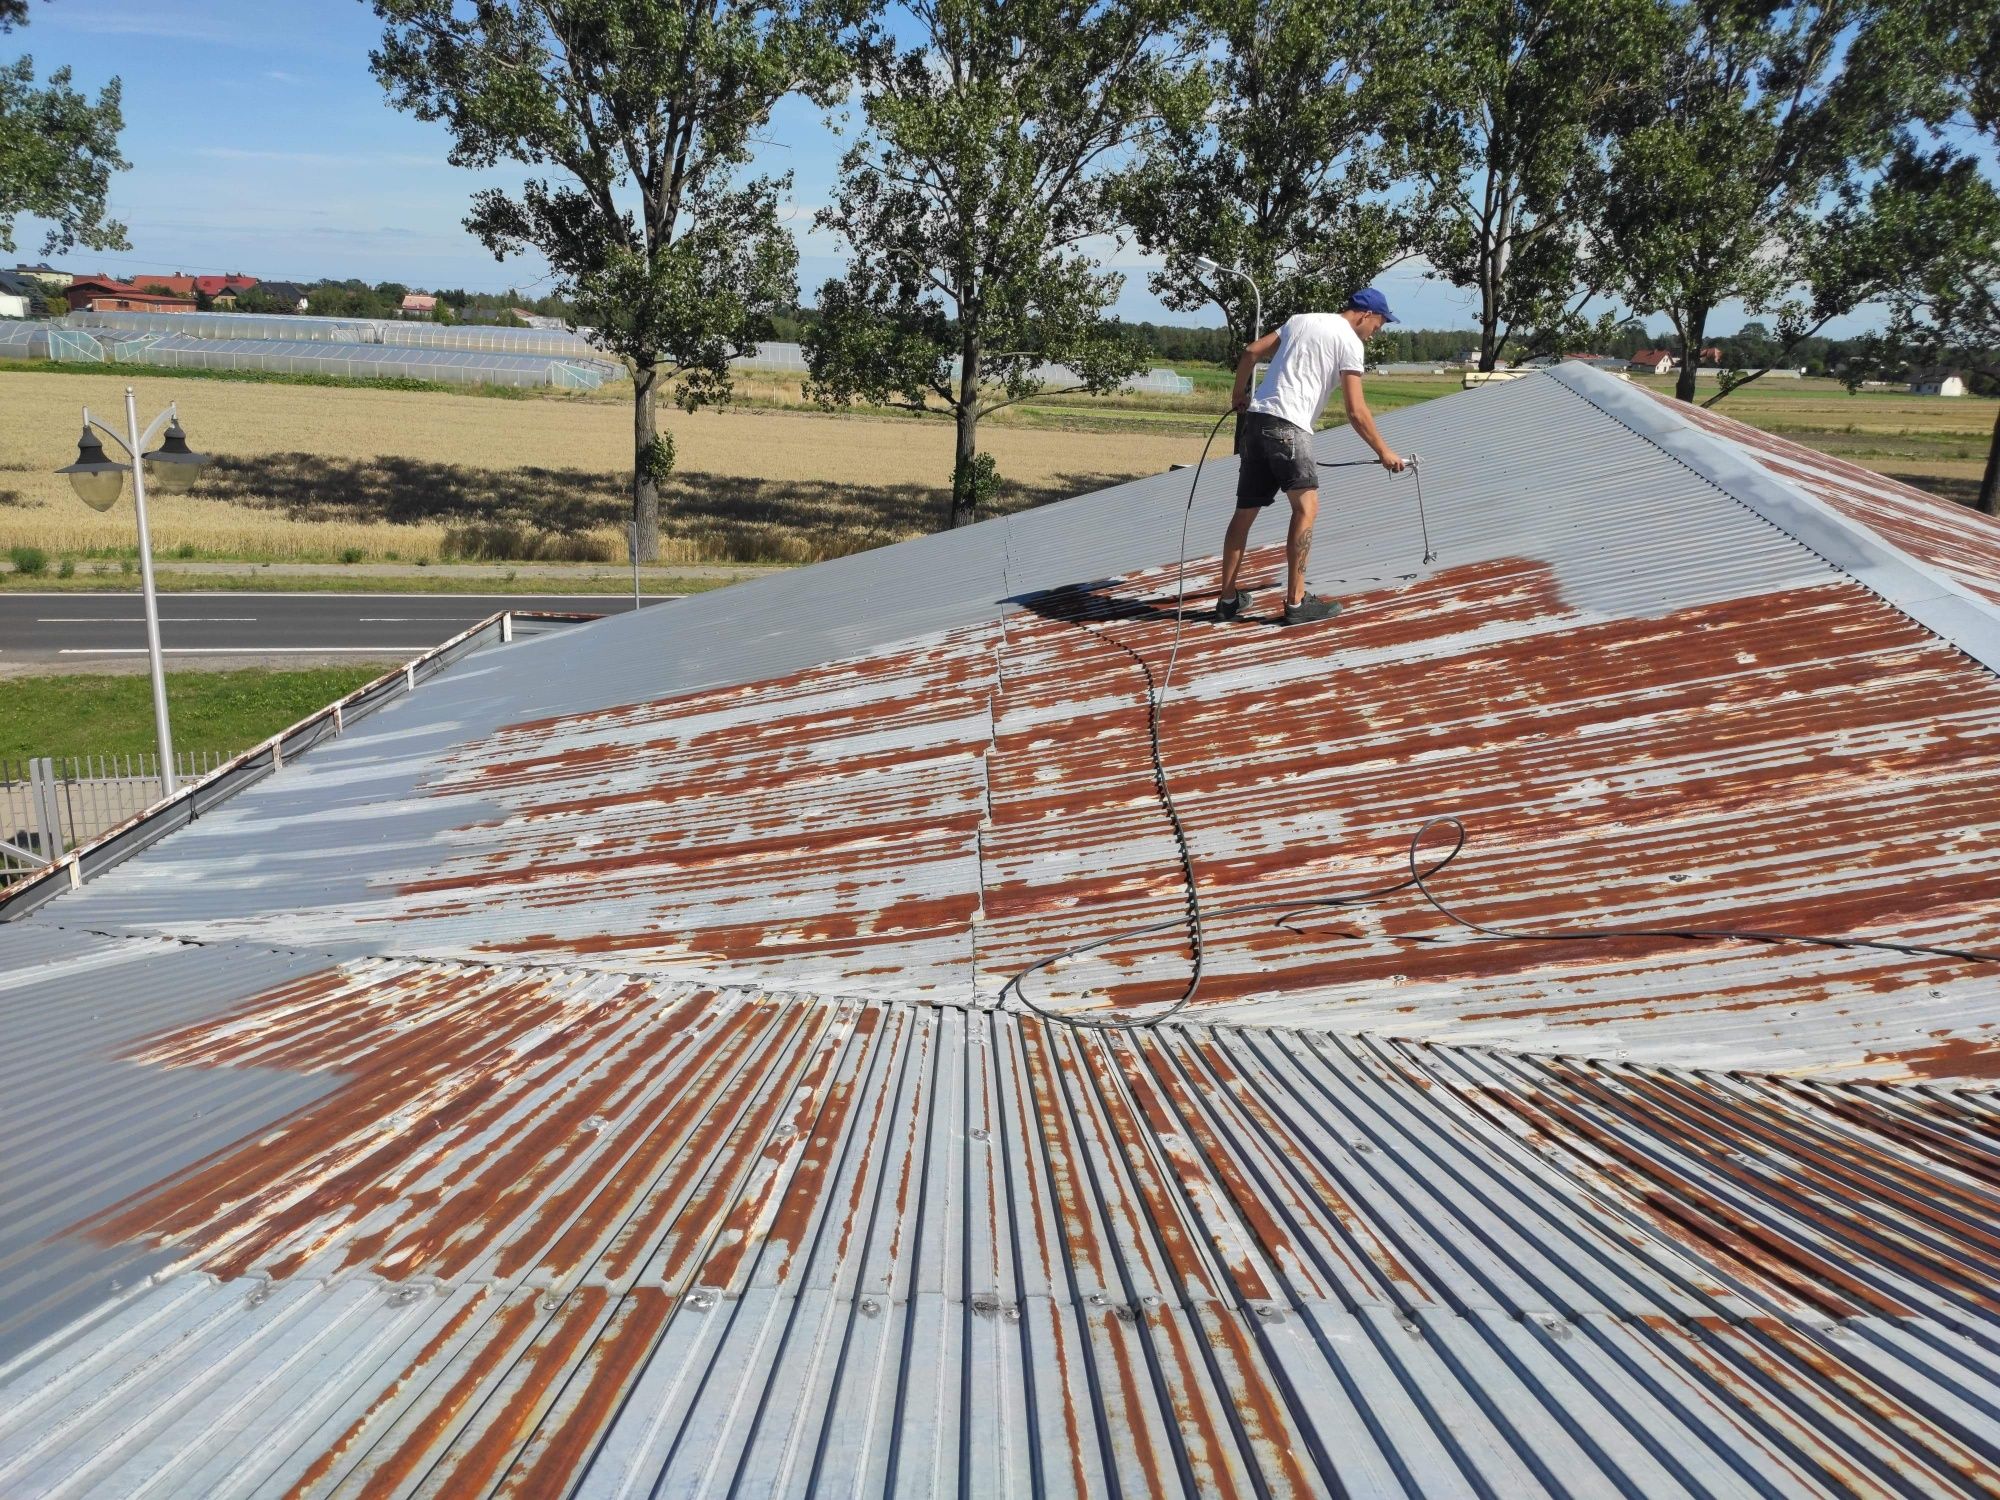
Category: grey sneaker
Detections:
[
  {"x1": 1214, "y1": 588, "x2": 1253, "y2": 622},
  {"x1": 1282, "y1": 594, "x2": 1342, "y2": 626}
]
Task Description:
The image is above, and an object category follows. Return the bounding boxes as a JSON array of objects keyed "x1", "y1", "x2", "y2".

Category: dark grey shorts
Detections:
[{"x1": 1235, "y1": 412, "x2": 1318, "y2": 507}]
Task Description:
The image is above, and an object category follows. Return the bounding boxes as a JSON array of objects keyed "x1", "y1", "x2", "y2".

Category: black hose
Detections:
[{"x1": 998, "y1": 413, "x2": 2000, "y2": 1032}]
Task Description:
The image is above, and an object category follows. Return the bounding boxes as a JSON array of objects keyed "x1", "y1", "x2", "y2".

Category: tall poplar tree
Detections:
[
  {"x1": 1403, "y1": 0, "x2": 1668, "y2": 370},
  {"x1": 1593, "y1": 0, "x2": 1934, "y2": 402},
  {"x1": 367, "y1": 0, "x2": 864, "y2": 560},
  {"x1": 1113, "y1": 0, "x2": 1430, "y2": 347},
  {"x1": 806, "y1": 0, "x2": 1187, "y2": 529}
]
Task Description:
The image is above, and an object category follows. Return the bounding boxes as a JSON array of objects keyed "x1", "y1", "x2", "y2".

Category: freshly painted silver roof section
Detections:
[{"x1": 1549, "y1": 362, "x2": 2000, "y2": 673}]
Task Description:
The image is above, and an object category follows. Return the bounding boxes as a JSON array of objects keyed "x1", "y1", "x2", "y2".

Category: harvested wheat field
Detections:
[{"x1": 0, "y1": 371, "x2": 1206, "y2": 565}]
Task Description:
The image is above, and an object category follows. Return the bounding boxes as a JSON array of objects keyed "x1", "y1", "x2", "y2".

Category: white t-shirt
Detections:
[{"x1": 1246, "y1": 313, "x2": 1365, "y2": 433}]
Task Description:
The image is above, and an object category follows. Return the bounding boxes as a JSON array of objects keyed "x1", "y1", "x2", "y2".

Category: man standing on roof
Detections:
[{"x1": 1217, "y1": 287, "x2": 1407, "y2": 625}]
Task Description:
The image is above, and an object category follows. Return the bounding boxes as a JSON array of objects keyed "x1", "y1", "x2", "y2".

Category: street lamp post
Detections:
[
  {"x1": 1195, "y1": 255, "x2": 1262, "y2": 342},
  {"x1": 55, "y1": 388, "x2": 212, "y2": 797}
]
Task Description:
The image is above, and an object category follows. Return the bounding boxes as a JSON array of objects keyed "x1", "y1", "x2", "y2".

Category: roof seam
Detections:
[
  {"x1": 37, "y1": 918, "x2": 2000, "y2": 1094},
  {"x1": 1543, "y1": 365, "x2": 2000, "y2": 681}
]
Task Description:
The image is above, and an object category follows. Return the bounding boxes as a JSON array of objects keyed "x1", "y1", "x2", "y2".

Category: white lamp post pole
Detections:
[
  {"x1": 122, "y1": 387, "x2": 177, "y2": 794},
  {"x1": 61, "y1": 389, "x2": 210, "y2": 799}
]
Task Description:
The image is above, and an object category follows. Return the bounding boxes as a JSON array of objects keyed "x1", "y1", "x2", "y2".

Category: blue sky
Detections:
[{"x1": 11, "y1": 0, "x2": 1962, "y2": 336}]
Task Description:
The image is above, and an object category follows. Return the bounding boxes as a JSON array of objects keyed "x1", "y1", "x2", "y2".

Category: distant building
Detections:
[
  {"x1": 250, "y1": 280, "x2": 311, "y2": 313},
  {"x1": 0, "y1": 270, "x2": 39, "y2": 318},
  {"x1": 13, "y1": 262, "x2": 72, "y2": 290},
  {"x1": 63, "y1": 278, "x2": 197, "y2": 313},
  {"x1": 1910, "y1": 369, "x2": 1969, "y2": 398},
  {"x1": 400, "y1": 293, "x2": 438, "y2": 318},
  {"x1": 122, "y1": 273, "x2": 259, "y2": 309},
  {"x1": 1629, "y1": 349, "x2": 1677, "y2": 375}
]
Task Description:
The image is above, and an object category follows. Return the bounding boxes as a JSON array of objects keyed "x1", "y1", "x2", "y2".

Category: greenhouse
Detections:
[
  {"x1": 0, "y1": 321, "x2": 107, "y2": 362},
  {"x1": 68, "y1": 309, "x2": 610, "y2": 361},
  {"x1": 100, "y1": 334, "x2": 622, "y2": 389}
]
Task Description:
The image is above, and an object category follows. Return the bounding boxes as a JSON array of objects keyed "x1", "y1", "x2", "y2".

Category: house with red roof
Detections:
[
  {"x1": 63, "y1": 278, "x2": 197, "y2": 313},
  {"x1": 1629, "y1": 348, "x2": 1677, "y2": 375}
]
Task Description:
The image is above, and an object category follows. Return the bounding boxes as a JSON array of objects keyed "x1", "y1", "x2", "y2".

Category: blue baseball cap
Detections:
[{"x1": 1348, "y1": 287, "x2": 1398, "y2": 323}]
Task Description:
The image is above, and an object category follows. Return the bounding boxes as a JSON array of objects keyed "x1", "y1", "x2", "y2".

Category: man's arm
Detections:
[
  {"x1": 1340, "y1": 371, "x2": 1406, "y2": 470},
  {"x1": 1231, "y1": 330, "x2": 1282, "y2": 410}
]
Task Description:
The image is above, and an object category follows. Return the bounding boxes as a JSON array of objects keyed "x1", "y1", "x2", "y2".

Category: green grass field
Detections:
[{"x1": 0, "y1": 667, "x2": 397, "y2": 758}]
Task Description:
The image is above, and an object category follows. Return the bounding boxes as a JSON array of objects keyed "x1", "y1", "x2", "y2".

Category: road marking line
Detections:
[
  {"x1": 57, "y1": 647, "x2": 432, "y2": 655},
  {"x1": 38, "y1": 616, "x2": 261, "y2": 623}
]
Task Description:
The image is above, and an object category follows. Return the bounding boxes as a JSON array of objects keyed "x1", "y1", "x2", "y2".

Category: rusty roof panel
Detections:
[
  {"x1": 2, "y1": 955, "x2": 1998, "y2": 1495},
  {"x1": 978, "y1": 555, "x2": 2000, "y2": 1071}
]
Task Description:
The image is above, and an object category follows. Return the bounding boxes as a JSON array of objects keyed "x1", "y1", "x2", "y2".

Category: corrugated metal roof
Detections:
[
  {"x1": 5, "y1": 366, "x2": 2000, "y2": 1495},
  {"x1": 3, "y1": 953, "x2": 1998, "y2": 1497}
]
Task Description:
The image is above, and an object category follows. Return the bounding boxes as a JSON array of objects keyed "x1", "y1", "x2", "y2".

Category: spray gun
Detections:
[{"x1": 1318, "y1": 453, "x2": 1436, "y2": 564}]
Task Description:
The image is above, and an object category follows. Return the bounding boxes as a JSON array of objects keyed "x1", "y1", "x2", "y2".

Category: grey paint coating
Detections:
[
  {"x1": 1550, "y1": 362, "x2": 2000, "y2": 673},
  {"x1": 0, "y1": 927, "x2": 339, "y2": 1363}
]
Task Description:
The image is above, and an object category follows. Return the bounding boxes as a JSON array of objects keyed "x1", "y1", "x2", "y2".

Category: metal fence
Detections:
[{"x1": 1, "y1": 752, "x2": 230, "y2": 881}]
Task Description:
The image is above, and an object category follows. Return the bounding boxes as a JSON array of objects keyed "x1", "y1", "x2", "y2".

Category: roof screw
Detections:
[
  {"x1": 1256, "y1": 1304, "x2": 1284, "y2": 1323},
  {"x1": 1351, "y1": 1140, "x2": 1373, "y2": 1154},
  {"x1": 1088, "y1": 1292, "x2": 1106, "y2": 1307},
  {"x1": 1113, "y1": 1304, "x2": 1137, "y2": 1323},
  {"x1": 1397, "y1": 1317, "x2": 1420, "y2": 1336},
  {"x1": 969, "y1": 1127, "x2": 989, "y2": 1143},
  {"x1": 1005, "y1": 1304, "x2": 1021, "y2": 1323},
  {"x1": 685, "y1": 1290, "x2": 714, "y2": 1312},
  {"x1": 860, "y1": 1297, "x2": 881, "y2": 1317},
  {"x1": 972, "y1": 1295, "x2": 999, "y2": 1317},
  {"x1": 1142, "y1": 1295, "x2": 1162, "y2": 1309},
  {"x1": 539, "y1": 1292, "x2": 561, "y2": 1312}
]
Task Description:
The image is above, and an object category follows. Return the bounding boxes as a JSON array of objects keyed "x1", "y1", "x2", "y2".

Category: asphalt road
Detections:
[{"x1": 0, "y1": 593, "x2": 667, "y2": 666}]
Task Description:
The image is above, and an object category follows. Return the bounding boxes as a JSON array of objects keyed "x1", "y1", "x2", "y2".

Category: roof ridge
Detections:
[{"x1": 1544, "y1": 363, "x2": 2000, "y2": 678}]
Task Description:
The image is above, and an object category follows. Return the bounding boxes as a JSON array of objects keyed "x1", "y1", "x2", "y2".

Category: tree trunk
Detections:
[
  {"x1": 1980, "y1": 403, "x2": 1999, "y2": 517},
  {"x1": 1480, "y1": 193, "x2": 1513, "y2": 372},
  {"x1": 632, "y1": 362, "x2": 661, "y2": 563},
  {"x1": 949, "y1": 340, "x2": 981, "y2": 530},
  {"x1": 1674, "y1": 310, "x2": 1705, "y2": 403}
]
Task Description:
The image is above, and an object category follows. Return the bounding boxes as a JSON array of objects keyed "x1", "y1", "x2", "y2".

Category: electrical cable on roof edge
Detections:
[{"x1": 1000, "y1": 408, "x2": 2000, "y2": 1033}]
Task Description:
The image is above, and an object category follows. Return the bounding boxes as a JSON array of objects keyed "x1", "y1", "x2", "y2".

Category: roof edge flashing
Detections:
[
  {"x1": 1545, "y1": 362, "x2": 2000, "y2": 677},
  {"x1": 0, "y1": 610, "x2": 598, "y2": 923}
]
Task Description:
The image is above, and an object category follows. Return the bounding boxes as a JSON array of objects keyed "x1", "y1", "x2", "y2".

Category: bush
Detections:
[
  {"x1": 339, "y1": 547, "x2": 365, "y2": 564},
  {"x1": 8, "y1": 546, "x2": 48, "y2": 576},
  {"x1": 173, "y1": 541, "x2": 198, "y2": 559},
  {"x1": 57, "y1": 557, "x2": 75, "y2": 579},
  {"x1": 439, "y1": 522, "x2": 618, "y2": 563},
  {"x1": 120, "y1": 556, "x2": 136, "y2": 576}
]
